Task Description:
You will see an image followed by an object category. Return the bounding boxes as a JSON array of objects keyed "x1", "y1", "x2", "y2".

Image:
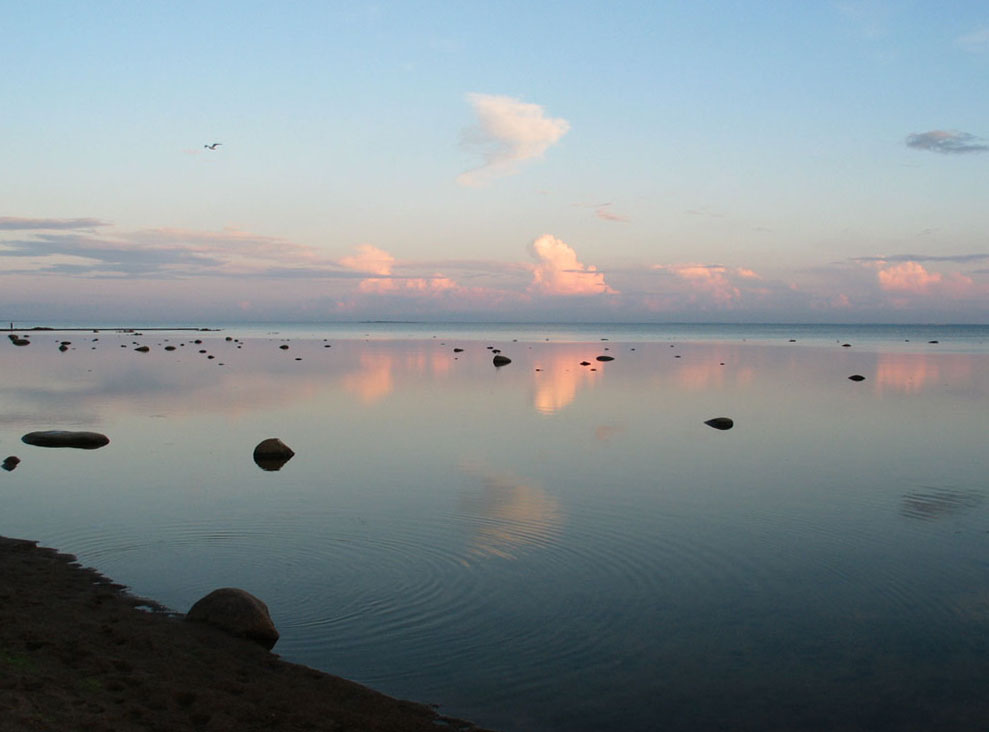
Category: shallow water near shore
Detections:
[{"x1": 2, "y1": 324, "x2": 988, "y2": 731}]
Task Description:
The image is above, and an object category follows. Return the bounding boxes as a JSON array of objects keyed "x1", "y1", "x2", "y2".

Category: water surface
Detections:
[{"x1": 1, "y1": 325, "x2": 987, "y2": 731}]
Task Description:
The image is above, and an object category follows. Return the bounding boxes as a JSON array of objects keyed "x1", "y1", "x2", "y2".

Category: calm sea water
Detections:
[{"x1": 2, "y1": 323, "x2": 987, "y2": 731}]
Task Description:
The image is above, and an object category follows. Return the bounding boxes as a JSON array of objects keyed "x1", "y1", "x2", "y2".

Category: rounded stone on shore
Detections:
[
  {"x1": 186, "y1": 588, "x2": 280, "y2": 650},
  {"x1": 253, "y1": 438, "x2": 295, "y2": 471},
  {"x1": 492, "y1": 355, "x2": 512, "y2": 366},
  {"x1": 704, "y1": 417, "x2": 734, "y2": 431},
  {"x1": 22, "y1": 430, "x2": 110, "y2": 449}
]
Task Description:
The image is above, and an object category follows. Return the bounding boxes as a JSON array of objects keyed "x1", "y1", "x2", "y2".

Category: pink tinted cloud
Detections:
[
  {"x1": 657, "y1": 264, "x2": 759, "y2": 305},
  {"x1": 339, "y1": 244, "x2": 395, "y2": 276},
  {"x1": 527, "y1": 234, "x2": 616, "y2": 296},
  {"x1": 338, "y1": 244, "x2": 465, "y2": 296},
  {"x1": 876, "y1": 261, "x2": 973, "y2": 296}
]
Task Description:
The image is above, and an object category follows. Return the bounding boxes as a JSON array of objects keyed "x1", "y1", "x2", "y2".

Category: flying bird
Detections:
[{"x1": 204, "y1": 143, "x2": 222, "y2": 150}]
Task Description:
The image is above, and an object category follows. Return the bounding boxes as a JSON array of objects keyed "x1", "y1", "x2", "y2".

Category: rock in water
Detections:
[
  {"x1": 848, "y1": 374, "x2": 866, "y2": 382},
  {"x1": 134, "y1": 345, "x2": 150, "y2": 353},
  {"x1": 2, "y1": 456, "x2": 19, "y2": 471},
  {"x1": 492, "y1": 355, "x2": 512, "y2": 367},
  {"x1": 595, "y1": 355, "x2": 615, "y2": 362},
  {"x1": 704, "y1": 417, "x2": 734, "y2": 431},
  {"x1": 253, "y1": 438, "x2": 295, "y2": 471},
  {"x1": 186, "y1": 588, "x2": 280, "y2": 649},
  {"x1": 21, "y1": 431, "x2": 110, "y2": 449}
]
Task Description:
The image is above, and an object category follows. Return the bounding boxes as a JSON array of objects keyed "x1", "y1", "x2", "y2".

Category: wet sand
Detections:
[{"x1": 0, "y1": 535, "x2": 493, "y2": 732}]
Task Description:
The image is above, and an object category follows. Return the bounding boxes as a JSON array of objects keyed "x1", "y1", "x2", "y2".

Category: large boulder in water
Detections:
[
  {"x1": 253, "y1": 438, "x2": 295, "y2": 471},
  {"x1": 492, "y1": 355, "x2": 512, "y2": 367},
  {"x1": 22, "y1": 430, "x2": 110, "y2": 449},
  {"x1": 186, "y1": 588, "x2": 279, "y2": 649}
]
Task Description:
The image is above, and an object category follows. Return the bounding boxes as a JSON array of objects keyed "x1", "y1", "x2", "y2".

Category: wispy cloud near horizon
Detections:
[
  {"x1": 851, "y1": 253, "x2": 989, "y2": 264},
  {"x1": 457, "y1": 93, "x2": 570, "y2": 187},
  {"x1": 905, "y1": 130, "x2": 989, "y2": 154},
  {"x1": 0, "y1": 217, "x2": 111, "y2": 231}
]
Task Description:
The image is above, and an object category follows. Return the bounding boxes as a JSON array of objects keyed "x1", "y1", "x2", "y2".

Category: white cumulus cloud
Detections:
[{"x1": 528, "y1": 234, "x2": 615, "y2": 296}]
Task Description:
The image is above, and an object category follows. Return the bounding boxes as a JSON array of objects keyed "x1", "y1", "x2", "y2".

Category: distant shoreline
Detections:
[{"x1": 8, "y1": 326, "x2": 220, "y2": 332}]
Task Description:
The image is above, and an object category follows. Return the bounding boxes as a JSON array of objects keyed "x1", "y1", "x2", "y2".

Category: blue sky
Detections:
[{"x1": 2, "y1": 1, "x2": 988, "y2": 322}]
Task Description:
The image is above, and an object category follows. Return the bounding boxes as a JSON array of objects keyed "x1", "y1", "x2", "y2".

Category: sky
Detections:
[{"x1": 2, "y1": 1, "x2": 988, "y2": 324}]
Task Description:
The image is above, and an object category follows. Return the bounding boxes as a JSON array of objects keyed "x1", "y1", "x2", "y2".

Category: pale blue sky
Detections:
[{"x1": 2, "y1": 1, "x2": 988, "y2": 322}]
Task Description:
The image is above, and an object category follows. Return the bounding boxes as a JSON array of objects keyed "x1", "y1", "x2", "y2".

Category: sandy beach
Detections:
[{"x1": 0, "y1": 535, "x2": 492, "y2": 732}]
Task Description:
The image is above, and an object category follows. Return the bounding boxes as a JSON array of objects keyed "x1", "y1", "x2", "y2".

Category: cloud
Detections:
[
  {"x1": 956, "y1": 27, "x2": 989, "y2": 53},
  {"x1": 0, "y1": 217, "x2": 110, "y2": 230},
  {"x1": 0, "y1": 226, "x2": 328, "y2": 278},
  {"x1": 652, "y1": 264, "x2": 764, "y2": 306},
  {"x1": 594, "y1": 204, "x2": 628, "y2": 223},
  {"x1": 338, "y1": 244, "x2": 460, "y2": 295},
  {"x1": 457, "y1": 93, "x2": 570, "y2": 186},
  {"x1": 851, "y1": 253, "x2": 989, "y2": 264},
  {"x1": 527, "y1": 234, "x2": 616, "y2": 296},
  {"x1": 905, "y1": 130, "x2": 989, "y2": 154},
  {"x1": 338, "y1": 244, "x2": 395, "y2": 276},
  {"x1": 876, "y1": 261, "x2": 973, "y2": 296}
]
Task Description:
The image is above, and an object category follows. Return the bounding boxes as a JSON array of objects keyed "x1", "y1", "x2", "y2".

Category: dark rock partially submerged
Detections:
[
  {"x1": 186, "y1": 587, "x2": 280, "y2": 650},
  {"x1": 22, "y1": 430, "x2": 110, "y2": 449},
  {"x1": 253, "y1": 438, "x2": 295, "y2": 471},
  {"x1": 492, "y1": 355, "x2": 512, "y2": 367},
  {"x1": 704, "y1": 417, "x2": 734, "y2": 431},
  {"x1": 2, "y1": 456, "x2": 20, "y2": 471},
  {"x1": 595, "y1": 355, "x2": 615, "y2": 362},
  {"x1": 848, "y1": 374, "x2": 866, "y2": 382}
]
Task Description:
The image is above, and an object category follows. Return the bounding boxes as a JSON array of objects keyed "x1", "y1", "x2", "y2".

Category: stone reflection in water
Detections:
[
  {"x1": 459, "y1": 461, "x2": 564, "y2": 560},
  {"x1": 900, "y1": 487, "x2": 984, "y2": 521}
]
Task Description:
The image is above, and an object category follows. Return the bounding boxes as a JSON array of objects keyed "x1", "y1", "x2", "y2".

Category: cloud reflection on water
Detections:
[
  {"x1": 459, "y1": 461, "x2": 564, "y2": 561},
  {"x1": 875, "y1": 352, "x2": 974, "y2": 394}
]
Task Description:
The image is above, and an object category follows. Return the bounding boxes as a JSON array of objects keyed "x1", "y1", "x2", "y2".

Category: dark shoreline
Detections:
[{"x1": 0, "y1": 534, "x2": 493, "y2": 732}]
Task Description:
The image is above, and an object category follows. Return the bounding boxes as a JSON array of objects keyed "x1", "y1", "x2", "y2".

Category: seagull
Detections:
[{"x1": 204, "y1": 143, "x2": 222, "y2": 150}]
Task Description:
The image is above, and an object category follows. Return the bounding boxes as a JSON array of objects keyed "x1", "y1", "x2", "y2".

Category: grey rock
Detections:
[
  {"x1": 2, "y1": 456, "x2": 19, "y2": 471},
  {"x1": 253, "y1": 438, "x2": 295, "y2": 471},
  {"x1": 186, "y1": 588, "x2": 279, "y2": 649},
  {"x1": 22, "y1": 430, "x2": 110, "y2": 449}
]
